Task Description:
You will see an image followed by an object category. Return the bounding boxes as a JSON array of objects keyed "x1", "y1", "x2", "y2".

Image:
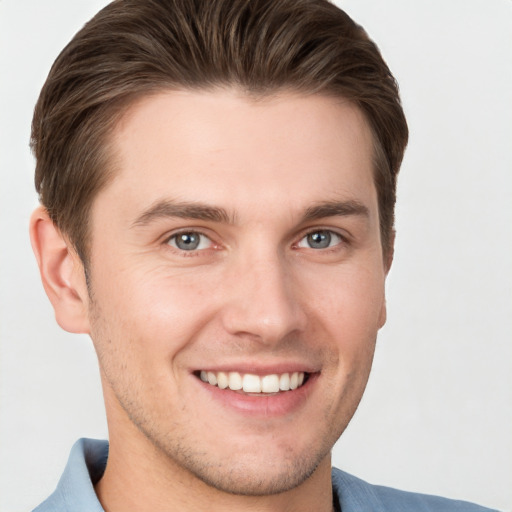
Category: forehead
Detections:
[{"x1": 100, "y1": 89, "x2": 377, "y2": 223}]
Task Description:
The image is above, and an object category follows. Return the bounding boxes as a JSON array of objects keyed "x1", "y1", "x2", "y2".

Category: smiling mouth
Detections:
[{"x1": 196, "y1": 370, "x2": 309, "y2": 394}]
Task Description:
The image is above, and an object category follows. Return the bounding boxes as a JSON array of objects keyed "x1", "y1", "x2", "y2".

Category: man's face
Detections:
[{"x1": 85, "y1": 90, "x2": 388, "y2": 495}]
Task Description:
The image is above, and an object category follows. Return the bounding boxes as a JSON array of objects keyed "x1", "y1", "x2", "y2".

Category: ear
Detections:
[
  {"x1": 378, "y1": 229, "x2": 395, "y2": 329},
  {"x1": 384, "y1": 229, "x2": 395, "y2": 274},
  {"x1": 29, "y1": 206, "x2": 90, "y2": 334}
]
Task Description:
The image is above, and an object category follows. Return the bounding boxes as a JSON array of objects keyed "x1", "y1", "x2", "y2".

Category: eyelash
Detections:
[
  {"x1": 165, "y1": 230, "x2": 216, "y2": 255},
  {"x1": 295, "y1": 229, "x2": 345, "y2": 251}
]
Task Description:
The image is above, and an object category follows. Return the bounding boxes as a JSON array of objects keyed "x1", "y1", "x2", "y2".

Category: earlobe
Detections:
[
  {"x1": 378, "y1": 300, "x2": 387, "y2": 329},
  {"x1": 29, "y1": 206, "x2": 90, "y2": 334}
]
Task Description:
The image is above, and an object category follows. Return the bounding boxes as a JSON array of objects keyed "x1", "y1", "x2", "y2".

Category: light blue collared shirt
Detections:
[{"x1": 33, "y1": 438, "x2": 499, "y2": 512}]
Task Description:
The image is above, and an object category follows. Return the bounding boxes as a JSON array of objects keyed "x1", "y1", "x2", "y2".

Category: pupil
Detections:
[
  {"x1": 176, "y1": 233, "x2": 199, "y2": 250},
  {"x1": 308, "y1": 231, "x2": 331, "y2": 249}
]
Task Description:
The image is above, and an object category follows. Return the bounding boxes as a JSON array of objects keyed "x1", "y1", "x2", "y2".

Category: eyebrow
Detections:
[
  {"x1": 301, "y1": 200, "x2": 370, "y2": 223},
  {"x1": 132, "y1": 200, "x2": 234, "y2": 227},
  {"x1": 131, "y1": 198, "x2": 369, "y2": 228}
]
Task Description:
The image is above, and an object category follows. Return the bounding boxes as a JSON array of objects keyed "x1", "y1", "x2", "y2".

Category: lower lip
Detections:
[{"x1": 195, "y1": 374, "x2": 318, "y2": 417}]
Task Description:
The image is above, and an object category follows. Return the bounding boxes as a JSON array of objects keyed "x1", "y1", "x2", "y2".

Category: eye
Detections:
[
  {"x1": 297, "y1": 230, "x2": 343, "y2": 250},
  {"x1": 167, "y1": 231, "x2": 213, "y2": 251}
]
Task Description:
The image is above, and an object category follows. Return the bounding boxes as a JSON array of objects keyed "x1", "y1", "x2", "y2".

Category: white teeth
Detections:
[
  {"x1": 261, "y1": 374, "x2": 280, "y2": 393},
  {"x1": 279, "y1": 373, "x2": 290, "y2": 391},
  {"x1": 199, "y1": 370, "x2": 306, "y2": 393},
  {"x1": 228, "y1": 371, "x2": 243, "y2": 390},
  {"x1": 243, "y1": 374, "x2": 261, "y2": 393},
  {"x1": 217, "y1": 371, "x2": 229, "y2": 389}
]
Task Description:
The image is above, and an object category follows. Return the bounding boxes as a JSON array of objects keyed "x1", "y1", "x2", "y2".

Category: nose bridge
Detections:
[{"x1": 220, "y1": 245, "x2": 305, "y2": 344}]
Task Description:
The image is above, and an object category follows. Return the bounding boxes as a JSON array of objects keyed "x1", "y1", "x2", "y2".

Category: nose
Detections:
[{"x1": 219, "y1": 251, "x2": 307, "y2": 346}]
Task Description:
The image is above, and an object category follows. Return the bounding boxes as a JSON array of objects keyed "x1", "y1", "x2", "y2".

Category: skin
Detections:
[{"x1": 31, "y1": 89, "x2": 391, "y2": 512}]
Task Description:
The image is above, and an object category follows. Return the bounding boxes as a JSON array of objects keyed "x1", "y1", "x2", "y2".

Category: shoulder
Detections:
[{"x1": 331, "y1": 467, "x2": 500, "y2": 512}]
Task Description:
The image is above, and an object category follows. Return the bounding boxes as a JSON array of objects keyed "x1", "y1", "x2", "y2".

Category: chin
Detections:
[
  {"x1": 175, "y1": 450, "x2": 327, "y2": 496},
  {"x1": 140, "y1": 421, "x2": 333, "y2": 497}
]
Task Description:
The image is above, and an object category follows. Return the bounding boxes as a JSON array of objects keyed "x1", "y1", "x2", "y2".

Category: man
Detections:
[{"x1": 27, "y1": 0, "x2": 498, "y2": 511}]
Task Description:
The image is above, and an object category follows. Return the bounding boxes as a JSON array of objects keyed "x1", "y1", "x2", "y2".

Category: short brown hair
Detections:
[{"x1": 31, "y1": 0, "x2": 408, "y2": 262}]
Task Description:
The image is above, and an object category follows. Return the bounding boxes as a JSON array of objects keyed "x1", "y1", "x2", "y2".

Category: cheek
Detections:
[
  {"x1": 90, "y1": 261, "x2": 221, "y2": 358},
  {"x1": 315, "y1": 269, "x2": 383, "y2": 398},
  {"x1": 304, "y1": 263, "x2": 386, "y2": 338}
]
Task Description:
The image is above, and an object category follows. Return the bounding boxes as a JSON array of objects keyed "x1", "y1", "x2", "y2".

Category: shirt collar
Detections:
[{"x1": 34, "y1": 438, "x2": 107, "y2": 512}]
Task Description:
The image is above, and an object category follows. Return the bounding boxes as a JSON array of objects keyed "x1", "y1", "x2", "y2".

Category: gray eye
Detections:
[
  {"x1": 169, "y1": 232, "x2": 212, "y2": 251},
  {"x1": 298, "y1": 230, "x2": 342, "y2": 249}
]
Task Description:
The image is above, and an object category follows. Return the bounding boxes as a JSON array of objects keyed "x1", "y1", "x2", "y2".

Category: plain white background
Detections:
[{"x1": 0, "y1": 1, "x2": 511, "y2": 511}]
